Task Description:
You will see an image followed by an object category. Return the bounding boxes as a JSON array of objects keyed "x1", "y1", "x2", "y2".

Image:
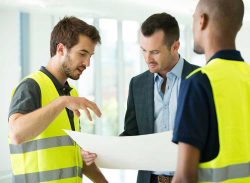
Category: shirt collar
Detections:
[
  {"x1": 154, "y1": 55, "x2": 184, "y2": 82},
  {"x1": 40, "y1": 66, "x2": 72, "y2": 93},
  {"x1": 208, "y1": 49, "x2": 244, "y2": 62}
]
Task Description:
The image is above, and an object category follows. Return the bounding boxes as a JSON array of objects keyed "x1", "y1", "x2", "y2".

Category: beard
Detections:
[{"x1": 62, "y1": 54, "x2": 80, "y2": 80}]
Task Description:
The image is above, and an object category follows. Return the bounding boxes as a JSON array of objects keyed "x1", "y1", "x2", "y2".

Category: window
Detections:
[{"x1": 78, "y1": 18, "x2": 140, "y2": 183}]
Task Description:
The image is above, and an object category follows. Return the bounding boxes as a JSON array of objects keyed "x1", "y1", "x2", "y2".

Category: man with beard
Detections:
[
  {"x1": 172, "y1": 0, "x2": 250, "y2": 182},
  {"x1": 8, "y1": 16, "x2": 108, "y2": 183}
]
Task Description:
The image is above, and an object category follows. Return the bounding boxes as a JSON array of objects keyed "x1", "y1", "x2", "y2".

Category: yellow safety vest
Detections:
[
  {"x1": 9, "y1": 71, "x2": 83, "y2": 183},
  {"x1": 188, "y1": 59, "x2": 250, "y2": 183}
]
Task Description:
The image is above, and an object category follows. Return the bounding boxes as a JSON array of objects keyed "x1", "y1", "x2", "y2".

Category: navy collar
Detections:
[{"x1": 209, "y1": 50, "x2": 244, "y2": 62}]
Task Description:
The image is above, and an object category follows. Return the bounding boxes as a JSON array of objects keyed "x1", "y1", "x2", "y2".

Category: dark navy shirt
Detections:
[
  {"x1": 172, "y1": 50, "x2": 244, "y2": 162},
  {"x1": 9, "y1": 66, "x2": 76, "y2": 131}
]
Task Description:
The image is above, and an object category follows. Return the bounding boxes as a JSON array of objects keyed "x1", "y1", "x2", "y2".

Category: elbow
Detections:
[
  {"x1": 9, "y1": 132, "x2": 24, "y2": 145},
  {"x1": 8, "y1": 114, "x2": 26, "y2": 145},
  {"x1": 9, "y1": 125, "x2": 24, "y2": 145}
]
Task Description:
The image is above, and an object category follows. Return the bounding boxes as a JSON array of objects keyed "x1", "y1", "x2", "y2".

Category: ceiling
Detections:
[
  {"x1": 0, "y1": 0, "x2": 197, "y2": 22},
  {"x1": 0, "y1": 0, "x2": 249, "y2": 23}
]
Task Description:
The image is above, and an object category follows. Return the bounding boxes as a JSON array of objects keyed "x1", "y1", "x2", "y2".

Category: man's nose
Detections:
[
  {"x1": 83, "y1": 57, "x2": 90, "y2": 67},
  {"x1": 145, "y1": 53, "x2": 153, "y2": 62}
]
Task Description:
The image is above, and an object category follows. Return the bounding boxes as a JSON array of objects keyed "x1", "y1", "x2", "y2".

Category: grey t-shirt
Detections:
[
  {"x1": 9, "y1": 66, "x2": 75, "y2": 130},
  {"x1": 9, "y1": 78, "x2": 41, "y2": 118}
]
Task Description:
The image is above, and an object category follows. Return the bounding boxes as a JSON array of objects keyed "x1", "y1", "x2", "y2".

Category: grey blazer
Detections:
[{"x1": 120, "y1": 59, "x2": 199, "y2": 183}]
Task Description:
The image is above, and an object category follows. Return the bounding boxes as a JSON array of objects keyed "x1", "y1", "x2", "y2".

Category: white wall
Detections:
[
  {"x1": 29, "y1": 13, "x2": 52, "y2": 72},
  {"x1": 0, "y1": 10, "x2": 54, "y2": 173},
  {"x1": 237, "y1": 21, "x2": 250, "y2": 62},
  {"x1": 0, "y1": 8, "x2": 20, "y2": 171}
]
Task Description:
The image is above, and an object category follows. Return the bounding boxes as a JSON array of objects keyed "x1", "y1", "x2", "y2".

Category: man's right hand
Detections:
[
  {"x1": 9, "y1": 96, "x2": 102, "y2": 145},
  {"x1": 64, "y1": 96, "x2": 102, "y2": 121},
  {"x1": 81, "y1": 149, "x2": 97, "y2": 165}
]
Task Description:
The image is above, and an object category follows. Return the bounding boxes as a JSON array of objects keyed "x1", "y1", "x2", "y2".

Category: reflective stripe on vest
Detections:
[
  {"x1": 9, "y1": 136, "x2": 74, "y2": 154},
  {"x1": 12, "y1": 166, "x2": 82, "y2": 183},
  {"x1": 199, "y1": 162, "x2": 250, "y2": 182},
  {"x1": 188, "y1": 59, "x2": 250, "y2": 183},
  {"x1": 9, "y1": 71, "x2": 83, "y2": 183}
]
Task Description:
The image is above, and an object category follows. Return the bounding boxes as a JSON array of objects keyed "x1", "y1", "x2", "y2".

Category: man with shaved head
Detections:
[{"x1": 172, "y1": 0, "x2": 250, "y2": 182}]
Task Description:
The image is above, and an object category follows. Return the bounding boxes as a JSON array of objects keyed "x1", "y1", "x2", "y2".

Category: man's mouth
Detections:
[
  {"x1": 148, "y1": 62, "x2": 158, "y2": 68},
  {"x1": 77, "y1": 66, "x2": 86, "y2": 73}
]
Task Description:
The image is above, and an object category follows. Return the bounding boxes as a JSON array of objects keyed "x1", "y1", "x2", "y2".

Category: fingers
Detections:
[
  {"x1": 90, "y1": 102, "x2": 102, "y2": 117},
  {"x1": 66, "y1": 96, "x2": 102, "y2": 121},
  {"x1": 73, "y1": 110, "x2": 81, "y2": 117},
  {"x1": 82, "y1": 106, "x2": 92, "y2": 121},
  {"x1": 80, "y1": 98, "x2": 102, "y2": 119},
  {"x1": 81, "y1": 149, "x2": 97, "y2": 166},
  {"x1": 85, "y1": 98, "x2": 102, "y2": 117}
]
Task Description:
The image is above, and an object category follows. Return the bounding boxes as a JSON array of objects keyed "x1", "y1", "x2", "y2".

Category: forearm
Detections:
[
  {"x1": 172, "y1": 143, "x2": 200, "y2": 183},
  {"x1": 9, "y1": 96, "x2": 67, "y2": 144},
  {"x1": 172, "y1": 174, "x2": 197, "y2": 183},
  {"x1": 82, "y1": 162, "x2": 108, "y2": 183}
]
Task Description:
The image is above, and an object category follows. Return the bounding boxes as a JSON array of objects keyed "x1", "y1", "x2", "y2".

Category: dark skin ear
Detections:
[{"x1": 200, "y1": 13, "x2": 209, "y2": 30}]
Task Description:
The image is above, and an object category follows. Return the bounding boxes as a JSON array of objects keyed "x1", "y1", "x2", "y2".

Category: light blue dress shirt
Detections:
[{"x1": 153, "y1": 56, "x2": 184, "y2": 176}]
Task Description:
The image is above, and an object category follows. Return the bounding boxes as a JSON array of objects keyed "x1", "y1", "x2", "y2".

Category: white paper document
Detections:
[{"x1": 64, "y1": 130, "x2": 177, "y2": 171}]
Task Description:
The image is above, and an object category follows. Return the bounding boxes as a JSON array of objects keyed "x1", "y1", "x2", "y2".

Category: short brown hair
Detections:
[
  {"x1": 50, "y1": 16, "x2": 101, "y2": 57},
  {"x1": 141, "y1": 13, "x2": 179, "y2": 48}
]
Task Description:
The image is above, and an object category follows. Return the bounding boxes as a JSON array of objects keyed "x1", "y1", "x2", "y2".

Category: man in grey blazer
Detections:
[
  {"x1": 120, "y1": 13, "x2": 198, "y2": 183},
  {"x1": 83, "y1": 13, "x2": 198, "y2": 183}
]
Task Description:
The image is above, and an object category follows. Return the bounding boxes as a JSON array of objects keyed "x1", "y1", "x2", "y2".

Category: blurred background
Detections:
[{"x1": 0, "y1": 0, "x2": 250, "y2": 182}]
